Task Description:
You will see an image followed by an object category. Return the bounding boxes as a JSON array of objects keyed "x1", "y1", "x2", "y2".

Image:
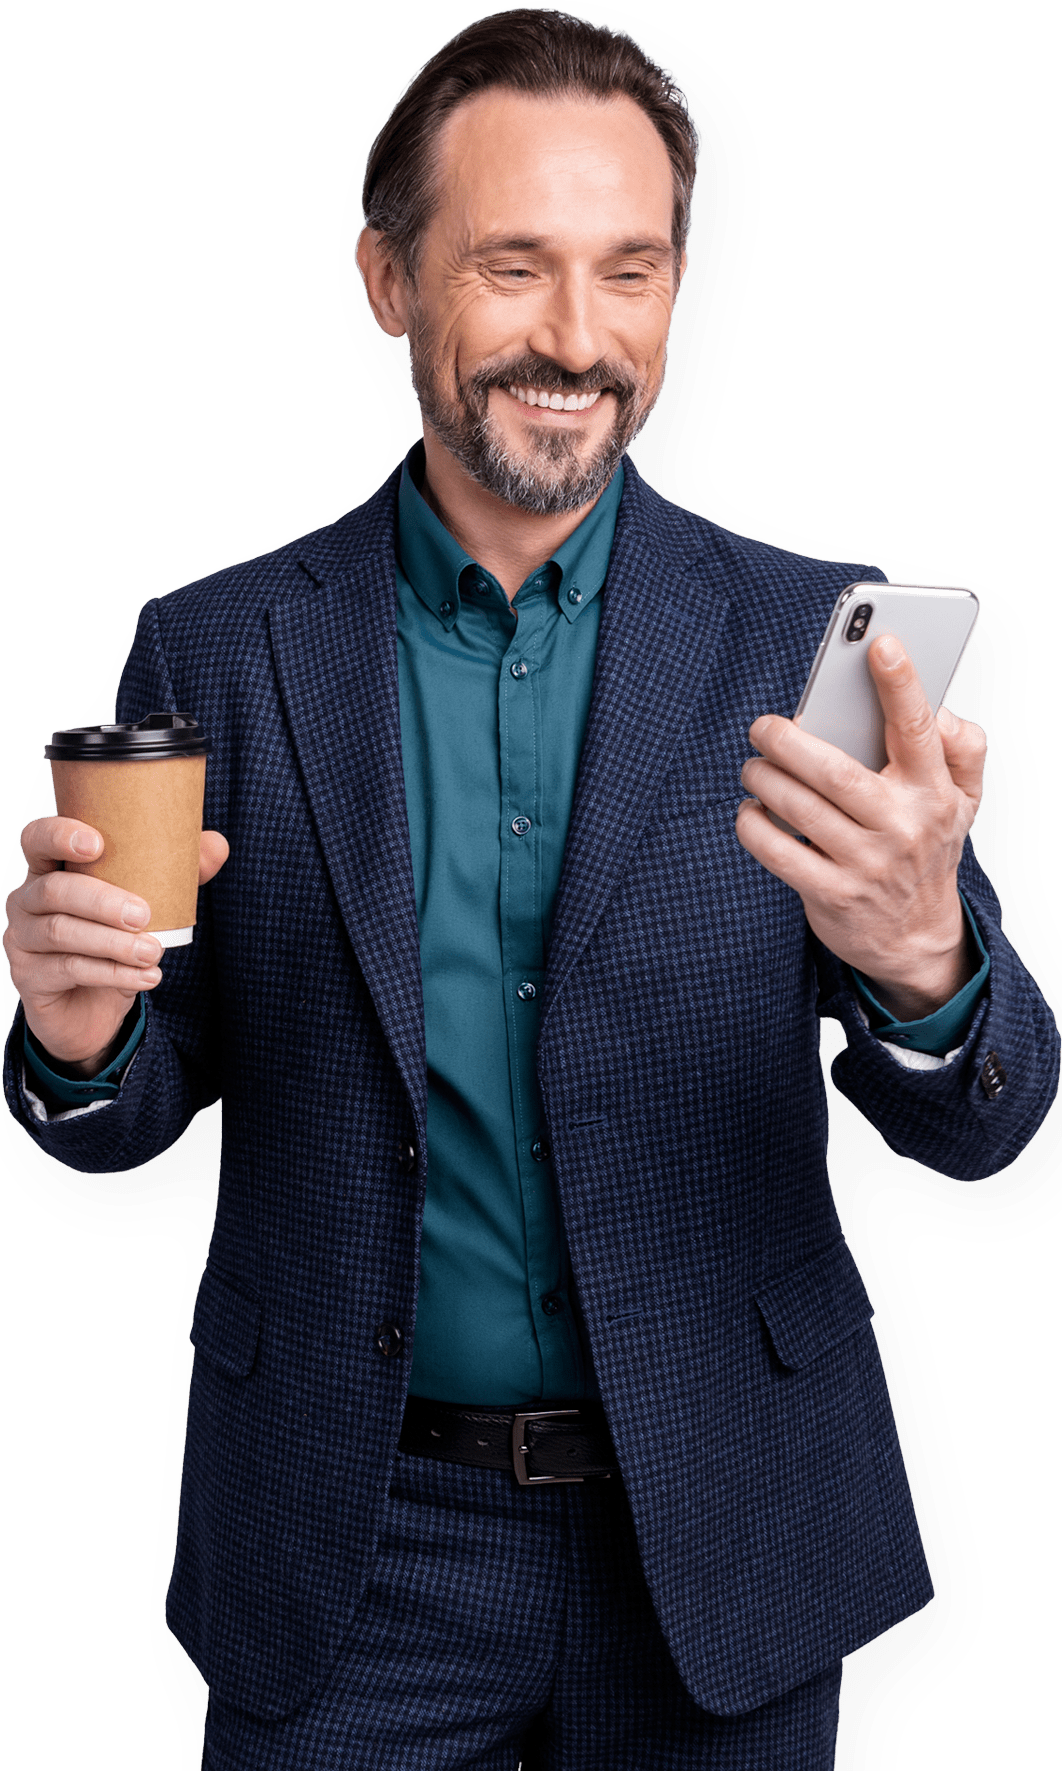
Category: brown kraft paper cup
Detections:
[{"x1": 46, "y1": 715, "x2": 211, "y2": 947}]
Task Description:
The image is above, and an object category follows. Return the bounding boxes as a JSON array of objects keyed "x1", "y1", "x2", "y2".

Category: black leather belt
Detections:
[{"x1": 399, "y1": 1395, "x2": 618, "y2": 1486}]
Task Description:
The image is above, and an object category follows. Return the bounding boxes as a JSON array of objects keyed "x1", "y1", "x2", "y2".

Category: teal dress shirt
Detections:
[{"x1": 395, "y1": 447, "x2": 622, "y2": 1403}]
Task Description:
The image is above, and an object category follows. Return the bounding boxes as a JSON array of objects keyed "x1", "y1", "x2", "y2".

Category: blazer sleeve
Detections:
[
  {"x1": 3, "y1": 599, "x2": 222, "y2": 1174},
  {"x1": 815, "y1": 837, "x2": 1060, "y2": 1179}
]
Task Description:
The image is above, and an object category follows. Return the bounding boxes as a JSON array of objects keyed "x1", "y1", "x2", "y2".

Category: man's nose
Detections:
[{"x1": 526, "y1": 274, "x2": 607, "y2": 374}]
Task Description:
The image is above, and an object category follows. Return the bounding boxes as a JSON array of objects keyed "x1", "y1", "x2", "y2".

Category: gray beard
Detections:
[{"x1": 407, "y1": 324, "x2": 660, "y2": 516}]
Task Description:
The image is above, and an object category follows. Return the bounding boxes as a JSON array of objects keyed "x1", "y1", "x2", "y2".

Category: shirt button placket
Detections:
[{"x1": 499, "y1": 591, "x2": 556, "y2": 1389}]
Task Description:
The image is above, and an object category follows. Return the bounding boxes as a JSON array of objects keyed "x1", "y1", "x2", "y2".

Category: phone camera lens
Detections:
[{"x1": 844, "y1": 603, "x2": 874, "y2": 642}]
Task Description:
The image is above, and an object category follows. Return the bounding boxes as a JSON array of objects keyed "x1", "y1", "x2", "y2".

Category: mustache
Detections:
[{"x1": 462, "y1": 354, "x2": 640, "y2": 406}]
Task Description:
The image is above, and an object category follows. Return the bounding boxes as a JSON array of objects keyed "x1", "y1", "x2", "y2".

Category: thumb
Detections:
[
  {"x1": 198, "y1": 829, "x2": 230, "y2": 885},
  {"x1": 936, "y1": 706, "x2": 986, "y2": 804}
]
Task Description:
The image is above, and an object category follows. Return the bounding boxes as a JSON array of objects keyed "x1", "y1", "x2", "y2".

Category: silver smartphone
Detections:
[{"x1": 794, "y1": 583, "x2": 979, "y2": 771}]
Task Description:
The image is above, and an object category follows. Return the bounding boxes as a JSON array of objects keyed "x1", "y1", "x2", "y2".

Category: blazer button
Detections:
[
  {"x1": 398, "y1": 1140, "x2": 417, "y2": 1174},
  {"x1": 980, "y1": 1051, "x2": 1007, "y2": 1099},
  {"x1": 375, "y1": 1322, "x2": 404, "y2": 1357}
]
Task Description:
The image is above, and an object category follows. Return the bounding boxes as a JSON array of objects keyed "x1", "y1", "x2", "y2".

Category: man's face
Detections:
[{"x1": 402, "y1": 88, "x2": 681, "y2": 515}]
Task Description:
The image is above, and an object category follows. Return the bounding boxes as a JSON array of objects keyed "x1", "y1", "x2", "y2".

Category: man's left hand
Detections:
[{"x1": 735, "y1": 633, "x2": 986, "y2": 1023}]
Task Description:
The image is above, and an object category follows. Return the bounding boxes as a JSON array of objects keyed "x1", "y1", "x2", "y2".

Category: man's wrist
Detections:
[
  {"x1": 35, "y1": 1033, "x2": 128, "y2": 1081},
  {"x1": 855, "y1": 902, "x2": 978, "y2": 1022},
  {"x1": 850, "y1": 893, "x2": 991, "y2": 1057},
  {"x1": 22, "y1": 998, "x2": 147, "y2": 1104}
]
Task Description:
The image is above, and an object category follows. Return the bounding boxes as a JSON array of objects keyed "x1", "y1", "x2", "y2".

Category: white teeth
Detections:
[{"x1": 508, "y1": 386, "x2": 604, "y2": 410}]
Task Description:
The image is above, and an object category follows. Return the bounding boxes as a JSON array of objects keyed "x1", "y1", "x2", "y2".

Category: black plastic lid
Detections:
[{"x1": 45, "y1": 712, "x2": 211, "y2": 761}]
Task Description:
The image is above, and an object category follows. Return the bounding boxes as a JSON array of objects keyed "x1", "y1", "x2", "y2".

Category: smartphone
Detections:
[{"x1": 794, "y1": 582, "x2": 979, "y2": 771}]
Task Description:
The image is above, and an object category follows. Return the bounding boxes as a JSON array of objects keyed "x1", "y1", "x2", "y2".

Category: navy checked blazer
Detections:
[{"x1": 6, "y1": 458, "x2": 1058, "y2": 1720}]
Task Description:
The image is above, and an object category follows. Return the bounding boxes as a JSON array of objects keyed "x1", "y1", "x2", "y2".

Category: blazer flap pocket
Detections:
[
  {"x1": 755, "y1": 1238, "x2": 873, "y2": 1371},
  {"x1": 190, "y1": 1267, "x2": 262, "y2": 1378}
]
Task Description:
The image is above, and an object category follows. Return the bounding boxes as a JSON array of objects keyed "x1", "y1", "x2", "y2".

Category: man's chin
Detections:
[{"x1": 450, "y1": 416, "x2": 627, "y2": 517}]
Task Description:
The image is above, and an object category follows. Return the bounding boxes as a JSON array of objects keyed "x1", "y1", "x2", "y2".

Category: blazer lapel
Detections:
[
  {"x1": 543, "y1": 467, "x2": 733, "y2": 1023},
  {"x1": 268, "y1": 528, "x2": 426, "y2": 1129}
]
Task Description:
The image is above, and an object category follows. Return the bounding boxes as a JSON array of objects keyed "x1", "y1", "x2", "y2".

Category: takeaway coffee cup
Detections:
[{"x1": 46, "y1": 713, "x2": 211, "y2": 947}]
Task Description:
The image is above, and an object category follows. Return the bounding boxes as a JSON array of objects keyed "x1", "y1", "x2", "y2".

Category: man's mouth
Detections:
[{"x1": 506, "y1": 384, "x2": 603, "y2": 412}]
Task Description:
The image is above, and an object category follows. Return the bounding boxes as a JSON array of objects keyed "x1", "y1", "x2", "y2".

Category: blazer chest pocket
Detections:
[
  {"x1": 190, "y1": 1266, "x2": 263, "y2": 1379},
  {"x1": 755, "y1": 1238, "x2": 873, "y2": 1371}
]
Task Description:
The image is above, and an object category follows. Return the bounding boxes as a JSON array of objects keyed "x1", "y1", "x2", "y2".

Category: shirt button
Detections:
[
  {"x1": 511, "y1": 816, "x2": 532, "y2": 836},
  {"x1": 510, "y1": 660, "x2": 528, "y2": 679},
  {"x1": 540, "y1": 1294, "x2": 563, "y2": 1317},
  {"x1": 474, "y1": 578, "x2": 490, "y2": 595},
  {"x1": 530, "y1": 1138, "x2": 550, "y2": 1162},
  {"x1": 398, "y1": 1140, "x2": 417, "y2": 1174},
  {"x1": 375, "y1": 1322, "x2": 404, "y2": 1357},
  {"x1": 439, "y1": 600, "x2": 454, "y2": 617},
  {"x1": 567, "y1": 586, "x2": 583, "y2": 605},
  {"x1": 517, "y1": 980, "x2": 537, "y2": 1001}
]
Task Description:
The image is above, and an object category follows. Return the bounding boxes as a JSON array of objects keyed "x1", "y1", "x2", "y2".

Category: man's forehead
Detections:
[{"x1": 431, "y1": 87, "x2": 674, "y2": 233}]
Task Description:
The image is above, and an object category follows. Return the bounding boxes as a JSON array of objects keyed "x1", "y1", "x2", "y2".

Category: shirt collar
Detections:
[{"x1": 396, "y1": 441, "x2": 624, "y2": 630}]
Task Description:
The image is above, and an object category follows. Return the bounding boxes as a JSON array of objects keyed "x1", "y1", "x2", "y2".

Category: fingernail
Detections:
[
  {"x1": 122, "y1": 900, "x2": 150, "y2": 928},
  {"x1": 139, "y1": 967, "x2": 162, "y2": 986},
  {"x1": 937, "y1": 705, "x2": 959, "y2": 734},
  {"x1": 134, "y1": 936, "x2": 161, "y2": 962},
  {"x1": 72, "y1": 830, "x2": 100, "y2": 857},
  {"x1": 875, "y1": 634, "x2": 903, "y2": 667}
]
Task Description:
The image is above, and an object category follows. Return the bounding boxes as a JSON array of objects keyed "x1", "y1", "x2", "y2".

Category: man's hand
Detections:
[
  {"x1": 735, "y1": 633, "x2": 986, "y2": 1022},
  {"x1": 4, "y1": 817, "x2": 229, "y2": 1077}
]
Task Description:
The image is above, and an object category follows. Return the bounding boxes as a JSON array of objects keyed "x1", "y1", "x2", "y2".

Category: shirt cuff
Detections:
[
  {"x1": 849, "y1": 893, "x2": 990, "y2": 1058},
  {"x1": 22, "y1": 995, "x2": 147, "y2": 1106}
]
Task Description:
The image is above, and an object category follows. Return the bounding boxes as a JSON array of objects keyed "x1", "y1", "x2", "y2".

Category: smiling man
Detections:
[{"x1": 4, "y1": 11, "x2": 1058, "y2": 1771}]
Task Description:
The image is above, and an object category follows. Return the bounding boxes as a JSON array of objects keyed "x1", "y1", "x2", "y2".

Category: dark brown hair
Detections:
[{"x1": 362, "y1": 10, "x2": 698, "y2": 277}]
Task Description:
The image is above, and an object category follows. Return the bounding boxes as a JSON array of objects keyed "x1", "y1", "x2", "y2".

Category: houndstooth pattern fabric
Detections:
[
  {"x1": 6, "y1": 457, "x2": 1058, "y2": 1724},
  {"x1": 202, "y1": 1450, "x2": 842, "y2": 1771}
]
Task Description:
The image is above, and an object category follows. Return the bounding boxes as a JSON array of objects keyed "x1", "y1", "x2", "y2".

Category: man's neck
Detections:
[{"x1": 419, "y1": 428, "x2": 602, "y2": 602}]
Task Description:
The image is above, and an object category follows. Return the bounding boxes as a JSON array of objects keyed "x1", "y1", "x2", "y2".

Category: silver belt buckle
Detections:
[{"x1": 511, "y1": 1408, "x2": 584, "y2": 1485}]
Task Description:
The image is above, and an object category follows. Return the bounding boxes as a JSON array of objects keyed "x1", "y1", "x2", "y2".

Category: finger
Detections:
[
  {"x1": 747, "y1": 716, "x2": 885, "y2": 830},
  {"x1": 740, "y1": 757, "x2": 865, "y2": 859},
  {"x1": 19, "y1": 950, "x2": 163, "y2": 999},
  {"x1": 17, "y1": 866, "x2": 151, "y2": 931},
  {"x1": 21, "y1": 817, "x2": 105, "y2": 874},
  {"x1": 735, "y1": 796, "x2": 847, "y2": 896},
  {"x1": 9, "y1": 901, "x2": 162, "y2": 967},
  {"x1": 867, "y1": 634, "x2": 948, "y2": 783},
  {"x1": 936, "y1": 706, "x2": 987, "y2": 804},
  {"x1": 199, "y1": 830, "x2": 230, "y2": 885}
]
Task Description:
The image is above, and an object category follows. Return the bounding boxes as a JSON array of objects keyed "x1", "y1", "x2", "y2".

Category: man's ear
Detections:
[{"x1": 356, "y1": 228, "x2": 412, "y2": 338}]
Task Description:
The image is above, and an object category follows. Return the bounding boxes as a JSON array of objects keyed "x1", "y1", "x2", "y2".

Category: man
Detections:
[{"x1": 3, "y1": 11, "x2": 1057, "y2": 1768}]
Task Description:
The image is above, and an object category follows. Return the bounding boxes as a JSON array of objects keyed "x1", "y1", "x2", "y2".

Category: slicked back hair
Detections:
[{"x1": 362, "y1": 10, "x2": 698, "y2": 280}]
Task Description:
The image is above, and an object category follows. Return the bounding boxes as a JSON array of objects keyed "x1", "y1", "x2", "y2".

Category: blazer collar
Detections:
[
  {"x1": 541, "y1": 457, "x2": 732, "y2": 1023},
  {"x1": 268, "y1": 468, "x2": 428, "y2": 1131}
]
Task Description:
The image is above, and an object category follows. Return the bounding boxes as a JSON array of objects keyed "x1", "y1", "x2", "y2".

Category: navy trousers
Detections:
[{"x1": 202, "y1": 1450, "x2": 841, "y2": 1769}]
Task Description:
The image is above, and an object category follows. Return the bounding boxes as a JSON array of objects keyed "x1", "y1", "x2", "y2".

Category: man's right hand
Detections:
[{"x1": 4, "y1": 817, "x2": 229, "y2": 1079}]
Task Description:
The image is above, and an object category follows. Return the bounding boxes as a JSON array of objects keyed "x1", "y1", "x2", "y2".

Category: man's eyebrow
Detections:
[
  {"x1": 469, "y1": 233, "x2": 673, "y2": 257},
  {"x1": 470, "y1": 234, "x2": 550, "y2": 253}
]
